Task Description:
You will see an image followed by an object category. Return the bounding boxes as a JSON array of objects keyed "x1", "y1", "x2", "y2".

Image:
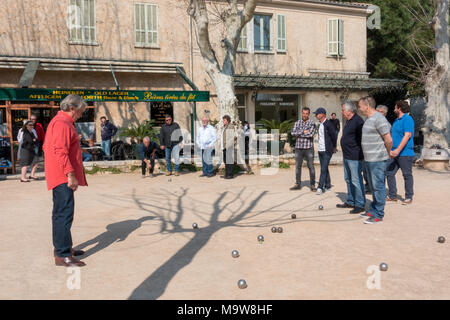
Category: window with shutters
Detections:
[
  {"x1": 134, "y1": 3, "x2": 159, "y2": 48},
  {"x1": 277, "y1": 14, "x2": 286, "y2": 52},
  {"x1": 238, "y1": 24, "x2": 248, "y2": 52},
  {"x1": 68, "y1": 0, "x2": 96, "y2": 44},
  {"x1": 327, "y1": 18, "x2": 344, "y2": 56}
]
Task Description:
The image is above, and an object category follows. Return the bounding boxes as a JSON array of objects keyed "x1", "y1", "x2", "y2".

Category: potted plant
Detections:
[{"x1": 257, "y1": 119, "x2": 294, "y2": 154}]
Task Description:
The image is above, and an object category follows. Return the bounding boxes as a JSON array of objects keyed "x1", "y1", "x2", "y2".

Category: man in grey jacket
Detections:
[{"x1": 159, "y1": 114, "x2": 183, "y2": 176}]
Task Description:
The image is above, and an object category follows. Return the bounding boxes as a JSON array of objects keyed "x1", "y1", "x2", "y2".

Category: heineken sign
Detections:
[{"x1": 0, "y1": 88, "x2": 210, "y2": 102}]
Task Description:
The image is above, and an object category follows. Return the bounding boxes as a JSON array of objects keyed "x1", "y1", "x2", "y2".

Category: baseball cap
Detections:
[{"x1": 313, "y1": 107, "x2": 327, "y2": 115}]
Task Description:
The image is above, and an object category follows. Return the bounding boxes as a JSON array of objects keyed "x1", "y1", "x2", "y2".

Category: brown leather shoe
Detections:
[
  {"x1": 53, "y1": 248, "x2": 85, "y2": 257},
  {"x1": 386, "y1": 197, "x2": 398, "y2": 202},
  {"x1": 55, "y1": 256, "x2": 86, "y2": 267}
]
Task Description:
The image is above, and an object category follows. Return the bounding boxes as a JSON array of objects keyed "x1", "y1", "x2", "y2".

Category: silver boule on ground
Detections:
[{"x1": 238, "y1": 279, "x2": 247, "y2": 289}]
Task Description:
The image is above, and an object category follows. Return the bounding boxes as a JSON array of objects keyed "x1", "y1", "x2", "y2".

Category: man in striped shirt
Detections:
[
  {"x1": 358, "y1": 96, "x2": 393, "y2": 225},
  {"x1": 290, "y1": 107, "x2": 317, "y2": 192}
]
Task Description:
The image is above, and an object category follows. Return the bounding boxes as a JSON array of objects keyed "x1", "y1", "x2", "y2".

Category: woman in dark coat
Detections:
[{"x1": 19, "y1": 120, "x2": 39, "y2": 182}]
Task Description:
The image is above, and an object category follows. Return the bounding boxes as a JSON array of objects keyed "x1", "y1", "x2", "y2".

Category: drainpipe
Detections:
[
  {"x1": 189, "y1": 16, "x2": 196, "y2": 144},
  {"x1": 176, "y1": 66, "x2": 198, "y2": 144}
]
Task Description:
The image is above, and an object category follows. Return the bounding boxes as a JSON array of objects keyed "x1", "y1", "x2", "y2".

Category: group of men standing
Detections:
[
  {"x1": 138, "y1": 113, "x2": 237, "y2": 180},
  {"x1": 291, "y1": 96, "x2": 415, "y2": 225}
]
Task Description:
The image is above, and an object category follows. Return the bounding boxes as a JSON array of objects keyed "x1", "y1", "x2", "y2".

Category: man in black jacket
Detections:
[
  {"x1": 138, "y1": 137, "x2": 158, "y2": 178},
  {"x1": 100, "y1": 116, "x2": 118, "y2": 160},
  {"x1": 329, "y1": 113, "x2": 340, "y2": 138},
  {"x1": 313, "y1": 107, "x2": 337, "y2": 195},
  {"x1": 336, "y1": 101, "x2": 366, "y2": 214},
  {"x1": 159, "y1": 114, "x2": 183, "y2": 176}
]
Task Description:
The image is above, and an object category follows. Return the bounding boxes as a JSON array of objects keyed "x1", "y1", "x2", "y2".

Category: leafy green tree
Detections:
[{"x1": 339, "y1": 0, "x2": 436, "y2": 95}]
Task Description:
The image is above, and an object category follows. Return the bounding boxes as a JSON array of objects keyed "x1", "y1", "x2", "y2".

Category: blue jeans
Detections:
[
  {"x1": 101, "y1": 139, "x2": 111, "y2": 159},
  {"x1": 318, "y1": 151, "x2": 332, "y2": 189},
  {"x1": 365, "y1": 160, "x2": 387, "y2": 219},
  {"x1": 165, "y1": 145, "x2": 180, "y2": 172},
  {"x1": 202, "y1": 148, "x2": 213, "y2": 176},
  {"x1": 343, "y1": 159, "x2": 366, "y2": 208},
  {"x1": 386, "y1": 156, "x2": 414, "y2": 200},
  {"x1": 52, "y1": 183, "x2": 75, "y2": 258},
  {"x1": 82, "y1": 152, "x2": 93, "y2": 162}
]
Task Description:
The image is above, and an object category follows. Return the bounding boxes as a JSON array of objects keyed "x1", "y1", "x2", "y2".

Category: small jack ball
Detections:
[
  {"x1": 291, "y1": 214, "x2": 296, "y2": 219},
  {"x1": 438, "y1": 236, "x2": 446, "y2": 243},
  {"x1": 271, "y1": 227, "x2": 277, "y2": 233},
  {"x1": 277, "y1": 227, "x2": 283, "y2": 233},
  {"x1": 319, "y1": 205, "x2": 324, "y2": 210},
  {"x1": 379, "y1": 263, "x2": 388, "y2": 271},
  {"x1": 192, "y1": 223, "x2": 198, "y2": 229}
]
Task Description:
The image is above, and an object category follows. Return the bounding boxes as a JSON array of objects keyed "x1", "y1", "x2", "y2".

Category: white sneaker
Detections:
[{"x1": 316, "y1": 188, "x2": 324, "y2": 195}]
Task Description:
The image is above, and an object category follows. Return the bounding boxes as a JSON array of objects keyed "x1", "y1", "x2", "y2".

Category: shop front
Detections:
[{"x1": 0, "y1": 88, "x2": 209, "y2": 173}]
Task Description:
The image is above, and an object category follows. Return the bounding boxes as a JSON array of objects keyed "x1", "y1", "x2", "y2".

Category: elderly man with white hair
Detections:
[
  {"x1": 376, "y1": 105, "x2": 389, "y2": 117},
  {"x1": 336, "y1": 100, "x2": 366, "y2": 214},
  {"x1": 44, "y1": 94, "x2": 88, "y2": 267},
  {"x1": 196, "y1": 116, "x2": 216, "y2": 177}
]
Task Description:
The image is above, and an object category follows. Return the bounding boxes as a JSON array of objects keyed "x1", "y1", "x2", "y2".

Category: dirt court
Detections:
[{"x1": 1, "y1": 165, "x2": 450, "y2": 300}]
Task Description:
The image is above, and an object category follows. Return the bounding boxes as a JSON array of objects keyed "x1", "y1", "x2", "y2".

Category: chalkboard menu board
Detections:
[
  {"x1": 151, "y1": 102, "x2": 173, "y2": 126},
  {"x1": 0, "y1": 137, "x2": 12, "y2": 169}
]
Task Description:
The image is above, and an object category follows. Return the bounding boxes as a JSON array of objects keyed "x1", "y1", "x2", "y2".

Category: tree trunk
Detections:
[
  {"x1": 423, "y1": 0, "x2": 449, "y2": 149},
  {"x1": 188, "y1": 0, "x2": 257, "y2": 125}
]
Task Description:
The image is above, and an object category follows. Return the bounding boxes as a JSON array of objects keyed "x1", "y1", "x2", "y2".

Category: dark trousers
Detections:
[
  {"x1": 52, "y1": 183, "x2": 75, "y2": 258},
  {"x1": 386, "y1": 156, "x2": 414, "y2": 200},
  {"x1": 318, "y1": 151, "x2": 332, "y2": 189},
  {"x1": 142, "y1": 158, "x2": 155, "y2": 175},
  {"x1": 295, "y1": 148, "x2": 315, "y2": 186},
  {"x1": 223, "y1": 148, "x2": 234, "y2": 177}
]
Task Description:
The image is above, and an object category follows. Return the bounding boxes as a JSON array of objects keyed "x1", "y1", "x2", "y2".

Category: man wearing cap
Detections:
[{"x1": 313, "y1": 107, "x2": 337, "y2": 195}]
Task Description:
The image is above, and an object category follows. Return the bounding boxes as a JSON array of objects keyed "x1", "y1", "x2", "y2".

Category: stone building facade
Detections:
[{"x1": 0, "y1": 0, "x2": 404, "y2": 145}]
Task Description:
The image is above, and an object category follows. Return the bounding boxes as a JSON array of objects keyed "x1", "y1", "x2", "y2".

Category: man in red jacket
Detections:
[{"x1": 44, "y1": 94, "x2": 88, "y2": 267}]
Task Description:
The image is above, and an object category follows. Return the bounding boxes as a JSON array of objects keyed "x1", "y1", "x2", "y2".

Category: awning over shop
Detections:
[
  {"x1": 234, "y1": 74, "x2": 407, "y2": 93},
  {"x1": 0, "y1": 88, "x2": 210, "y2": 102},
  {"x1": 0, "y1": 56, "x2": 183, "y2": 74}
]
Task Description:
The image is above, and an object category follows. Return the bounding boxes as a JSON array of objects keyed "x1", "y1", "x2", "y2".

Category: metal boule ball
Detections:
[
  {"x1": 291, "y1": 214, "x2": 296, "y2": 219},
  {"x1": 232, "y1": 250, "x2": 239, "y2": 258},
  {"x1": 168, "y1": 178, "x2": 172, "y2": 182},
  {"x1": 319, "y1": 205, "x2": 324, "y2": 210},
  {"x1": 271, "y1": 227, "x2": 277, "y2": 233},
  {"x1": 277, "y1": 227, "x2": 283, "y2": 233},
  {"x1": 192, "y1": 223, "x2": 198, "y2": 229},
  {"x1": 238, "y1": 279, "x2": 247, "y2": 289},
  {"x1": 257, "y1": 235, "x2": 264, "y2": 243},
  {"x1": 438, "y1": 236, "x2": 445, "y2": 243},
  {"x1": 379, "y1": 263, "x2": 388, "y2": 272}
]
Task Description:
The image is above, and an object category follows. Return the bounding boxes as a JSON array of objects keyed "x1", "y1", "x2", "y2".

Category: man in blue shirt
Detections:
[
  {"x1": 138, "y1": 137, "x2": 158, "y2": 178},
  {"x1": 100, "y1": 116, "x2": 118, "y2": 160},
  {"x1": 386, "y1": 100, "x2": 415, "y2": 204}
]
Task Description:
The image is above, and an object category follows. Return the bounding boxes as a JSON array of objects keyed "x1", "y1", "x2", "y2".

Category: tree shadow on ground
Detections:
[
  {"x1": 122, "y1": 186, "x2": 359, "y2": 300},
  {"x1": 75, "y1": 186, "x2": 360, "y2": 300}
]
